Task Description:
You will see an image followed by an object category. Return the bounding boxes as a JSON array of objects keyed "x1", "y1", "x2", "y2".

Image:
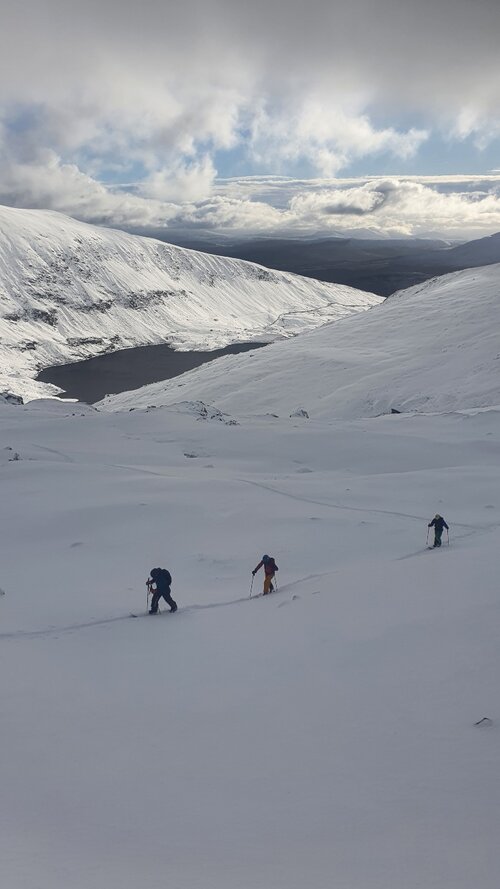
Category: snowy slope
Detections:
[
  {"x1": 1, "y1": 397, "x2": 500, "y2": 889},
  {"x1": 0, "y1": 205, "x2": 381, "y2": 400},
  {"x1": 101, "y1": 264, "x2": 500, "y2": 418},
  {"x1": 2, "y1": 212, "x2": 500, "y2": 889}
]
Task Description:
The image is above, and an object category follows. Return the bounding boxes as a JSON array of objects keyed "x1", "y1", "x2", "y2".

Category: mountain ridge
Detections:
[{"x1": 0, "y1": 205, "x2": 381, "y2": 400}]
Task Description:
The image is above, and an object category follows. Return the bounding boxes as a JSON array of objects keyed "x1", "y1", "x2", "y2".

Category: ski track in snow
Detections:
[
  {"x1": 0, "y1": 575, "x2": 321, "y2": 641},
  {"x1": 238, "y1": 477, "x2": 486, "y2": 530},
  {"x1": 2, "y1": 472, "x2": 497, "y2": 643},
  {"x1": 30, "y1": 443, "x2": 76, "y2": 463},
  {"x1": 395, "y1": 520, "x2": 500, "y2": 559},
  {"x1": 3, "y1": 516, "x2": 495, "y2": 640}
]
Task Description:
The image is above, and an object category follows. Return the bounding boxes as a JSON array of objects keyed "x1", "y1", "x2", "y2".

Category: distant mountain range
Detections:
[
  {"x1": 144, "y1": 230, "x2": 500, "y2": 296},
  {"x1": 0, "y1": 205, "x2": 381, "y2": 400}
]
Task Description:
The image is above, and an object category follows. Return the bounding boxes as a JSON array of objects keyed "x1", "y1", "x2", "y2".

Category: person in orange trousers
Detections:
[{"x1": 252, "y1": 554, "x2": 278, "y2": 594}]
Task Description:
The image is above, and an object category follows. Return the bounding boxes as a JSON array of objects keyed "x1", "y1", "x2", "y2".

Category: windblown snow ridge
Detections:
[{"x1": 0, "y1": 205, "x2": 381, "y2": 400}]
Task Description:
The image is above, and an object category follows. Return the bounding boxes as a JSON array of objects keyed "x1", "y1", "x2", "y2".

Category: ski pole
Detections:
[
  {"x1": 249, "y1": 575, "x2": 254, "y2": 598},
  {"x1": 447, "y1": 528, "x2": 450, "y2": 546},
  {"x1": 426, "y1": 527, "x2": 429, "y2": 547}
]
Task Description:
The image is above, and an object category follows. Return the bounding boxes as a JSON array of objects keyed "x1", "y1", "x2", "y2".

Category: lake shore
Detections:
[{"x1": 37, "y1": 340, "x2": 268, "y2": 403}]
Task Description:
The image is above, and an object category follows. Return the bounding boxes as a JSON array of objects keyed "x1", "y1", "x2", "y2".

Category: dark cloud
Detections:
[
  {"x1": 2, "y1": 0, "x2": 500, "y2": 117},
  {"x1": 322, "y1": 188, "x2": 389, "y2": 216}
]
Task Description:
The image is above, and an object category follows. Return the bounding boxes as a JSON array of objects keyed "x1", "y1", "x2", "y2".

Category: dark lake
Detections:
[{"x1": 37, "y1": 341, "x2": 268, "y2": 403}]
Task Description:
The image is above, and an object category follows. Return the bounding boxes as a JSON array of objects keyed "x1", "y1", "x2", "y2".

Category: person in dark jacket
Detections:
[
  {"x1": 428, "y1": 514, "x2": 449, "y2": 547},
  {"x1": 147, "y1": 568, "x2": 177, "y2": 613},
  {"x1": 252, "y1": 555, "x2": 278, "y2": 595}
]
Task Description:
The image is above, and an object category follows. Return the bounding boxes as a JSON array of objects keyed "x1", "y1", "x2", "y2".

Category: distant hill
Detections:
[{"x1": 444, "y1": 231, "x2": 500, "y2": 267}]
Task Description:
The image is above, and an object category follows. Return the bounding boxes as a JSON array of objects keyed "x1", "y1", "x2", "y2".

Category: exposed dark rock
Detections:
[{"x1": 1, "y1": 392, "x2": 24, "y2": 405}]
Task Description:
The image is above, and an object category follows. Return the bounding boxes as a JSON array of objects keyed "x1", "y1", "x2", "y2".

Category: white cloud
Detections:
[
  {"x1": 249, "y1": 98, "x2": 428, "y2": 175},
  {"x1": 2, "y1": 145, "x2": 500, "y2": 240},
  {"x1": 0, "y1": 151, "x2": 177, "y2": 227},
  {"x1": 1, "y1": 0, "x2": 500, "y2": 213},
  {"x1": 182, "y1": 176, "x2": 500, "y2": 239},
  {"x1": 139, "y1": 157, "x2": 217, "y2": 203},
  {"x1": 1, "y1": 0, "x2": 500, "y2": 240},
  {"x1": 285, "y1": 178, "x2": 500, "y2": 238},
  {"x1": 171, "y1": 195, "x2": 283, "y2": 231}
]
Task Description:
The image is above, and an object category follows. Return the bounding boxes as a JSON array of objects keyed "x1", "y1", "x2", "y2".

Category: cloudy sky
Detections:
[{"x1": 1, "y1": 0, "x2": 500, "y2": 239}]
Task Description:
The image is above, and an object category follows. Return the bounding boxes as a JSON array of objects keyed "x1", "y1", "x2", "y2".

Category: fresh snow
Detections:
[
  {"x1": 0, "y1": 205, "x2": 381, "y2": 400},
  {"x1": 1, "y1": 226, "x2": 500, "y2": 888},
  {"x1": 101, "y1": 263, "x2": 500, "y2": 419},
  {"x1": 1, "y1": 394, "x2": 499, "y2": 889}
]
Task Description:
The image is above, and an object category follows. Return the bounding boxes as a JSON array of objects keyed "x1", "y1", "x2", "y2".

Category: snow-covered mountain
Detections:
[
  {"x1": 100, "y1": 264, "x2": 500, "y2": 418},
  {"x1": 0, "y1": 205, "x2": 381, "y2": 400}
]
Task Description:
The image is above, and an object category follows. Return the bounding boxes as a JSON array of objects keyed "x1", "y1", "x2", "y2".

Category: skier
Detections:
[
  {"x1": 147, "y1": 568, "x2": 177, "y2": 613},
  {"x1": 428, "y1": 514, "x2": 449, "y2": 548},
  {"x1": 252, "y1": 554, "x2": 278, "y2": 595}
]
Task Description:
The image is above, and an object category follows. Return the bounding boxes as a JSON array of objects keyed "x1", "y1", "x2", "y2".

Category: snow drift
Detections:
[
  {"x1": 0, "y1": 205, "x2": 380, "y2": 400},
  {"x1": 100, "y1": 264, "x2": 500, "y2": 418}
]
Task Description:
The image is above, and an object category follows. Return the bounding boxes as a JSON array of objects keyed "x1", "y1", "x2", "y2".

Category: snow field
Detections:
[{"x1": 1, "y1": 399, "x2": 500, "y2": 888}]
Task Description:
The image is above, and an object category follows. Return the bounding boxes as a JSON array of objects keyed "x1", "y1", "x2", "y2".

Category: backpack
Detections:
[{"x1": 151, "y1": 567, "x2": 172, "y2": 586}]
